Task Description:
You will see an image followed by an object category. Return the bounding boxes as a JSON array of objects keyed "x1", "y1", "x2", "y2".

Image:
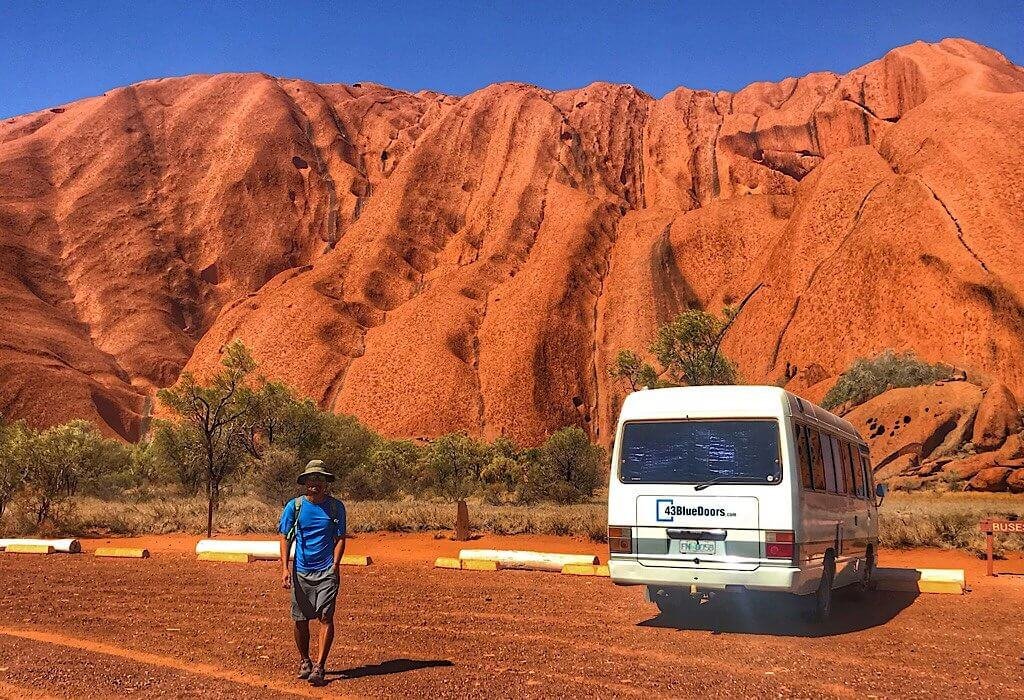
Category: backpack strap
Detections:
[{"x1": 286, "y1": 497, "x2": 303, "y2": 546}]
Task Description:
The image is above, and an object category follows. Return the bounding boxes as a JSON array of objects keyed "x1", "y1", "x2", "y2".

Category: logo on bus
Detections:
[{"x1": 656, "y1": 498, "x2": 733, "y2": 521}]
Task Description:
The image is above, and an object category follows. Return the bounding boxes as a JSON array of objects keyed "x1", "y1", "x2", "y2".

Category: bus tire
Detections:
[
  {"x1": 854, "y1": 545, "x2": 877, "y2": 596},
  {"x1": 649, "y1": 587, "x2": 691, "y2": 618},
  {"x1": 815, "y1": 553, "x2": 835, "y2": 622}
]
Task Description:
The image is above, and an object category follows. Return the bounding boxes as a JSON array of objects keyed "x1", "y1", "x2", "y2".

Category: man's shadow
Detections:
[{"x1": 326, "y1": 658, "x2": 454, "y2": 682}]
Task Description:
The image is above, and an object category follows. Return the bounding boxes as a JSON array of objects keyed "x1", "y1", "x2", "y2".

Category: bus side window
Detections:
[
  {"x1": 828, "y1": 436, "x2": 848, "y2": 495},
  {"x1": 795, "y1": 424, "x2": 813, "y2": 489},
  {"x1": 849, "y1": 444, "x2": 865, "y2": 498},
  {"x1": 837, "y1": 440, "x2": 854, "y2": 496},
  {"x1": 820, "y1": 432, "x2": 837, "y2": 493},
  {"x1": 809, "y1": 429, "x2": 827, "y2": 491},
  {"x1": 860, "y1": 452, "x2": 874, "y2": 500}
]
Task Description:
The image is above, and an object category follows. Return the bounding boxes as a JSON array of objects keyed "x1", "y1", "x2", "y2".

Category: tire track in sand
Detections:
[{"x1": 0, "y1": 627, "x2": 340, "y2": 699}]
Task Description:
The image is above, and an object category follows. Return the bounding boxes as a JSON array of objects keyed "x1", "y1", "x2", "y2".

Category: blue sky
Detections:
[{"x1": 2, "y1": 1, "x2": 1022, "y2": 118}]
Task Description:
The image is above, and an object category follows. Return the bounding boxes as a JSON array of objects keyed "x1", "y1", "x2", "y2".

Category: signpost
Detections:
[{"x1": 979, "y1": 519, "x2": 1024, "y2": 576}]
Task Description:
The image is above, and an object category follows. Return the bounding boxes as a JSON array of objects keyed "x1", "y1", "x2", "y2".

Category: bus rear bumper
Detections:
[{"x1": 609, "y1": 559, "x2": 823, "y2": 595}]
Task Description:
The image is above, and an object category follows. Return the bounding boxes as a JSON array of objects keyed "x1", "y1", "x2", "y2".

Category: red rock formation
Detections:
[
  {"x1": 845, "y1": 382, "x2": 983, "y2": 470},
  {"x1": 972, "y1": 383, "x2": 1022, "y2": 450},
  {"x1": 968, "y1": 466, "x2": 1013, "y2": 491},
  {"x1": 2, "y1": 39, "x2": 1023, "y2": 448}
]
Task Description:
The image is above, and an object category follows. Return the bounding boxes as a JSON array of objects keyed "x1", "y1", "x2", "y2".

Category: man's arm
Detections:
[
  {"x1": 280, "y1": 534, "x2": 292, "y2": 589},
  {"x1": 332, "y1": 534, "x2": 346, "y2": 573}
]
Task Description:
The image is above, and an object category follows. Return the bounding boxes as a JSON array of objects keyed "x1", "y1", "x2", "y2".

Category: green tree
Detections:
[
  {"x1": 0, "y1": 416, "x2": 30, "y2": 520},
  {"x1": 608, "y1": 350, "x2": 665, "y2": 391},
  {"x1": 610, "y1": 286, "x2": 766, "y2": 392},
  {"x1": 253, "y1": 445, "x2": 301, "y2": 506},
  {"x1": 651, "y1": 309, "x2": 737, "y2": 386},
  {"x1": 150, "y1": 421, "x2": 206, "y2": 495},
  {"x1": 535, "y1": 426, "x2": 605, "y2": 504},
  {"x1": 24, "y1": 420, "x2": 116, "y2": 524},
  {"x1": 157, "y1": 339, "x2": 256, "y2": 537},
  {"x1": 344, "y1": 439, "x2": 423, "y2": 501},
  {"x1": 423, "y1": 433, "x2": 488, "y2": 502},
  {"x1": 610, "y1": 309, "x2": 737, "y2": 390},
  {"x1": 237, "y1": 379, "x2": 297, "y2": 459}
]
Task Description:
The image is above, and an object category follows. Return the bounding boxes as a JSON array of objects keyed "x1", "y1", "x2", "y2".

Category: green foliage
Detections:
[
  {"x1": 253, "y1": 446, "x2": 301, "y2": 506},
  {"x1": 0, "y1": 416, "x2": 30, "y2": 519},
  {"x1": 151, "y1": 421, "x2": 206, "y2": 495},
  {"x1": 20, "y1": 420, "x2": 128, "y2": 524},
  {"x1": 651, "y1": 310, "x2": 737, "y2": 386},
  {"x1": 608, "y1": 350, "x2": 665, "y2": 391},
  {"x1": 822, "y1": 350, "x2": 955, "y2": 411},
  {"x1": 422, "y1": 433, "x2": 489, "y2": 502},
  {"x1": 345, "y1": 439, "x2": 423, "y2": 501},
  {"x1": 530, "y1": 427, "x2": 606, "y2": 504},
  {"x1": 609, "y1": 309, "x2": 738, "y2": 393},
  {"x1": 156, "y1": 339, "x2": 257, "y2": 536}
]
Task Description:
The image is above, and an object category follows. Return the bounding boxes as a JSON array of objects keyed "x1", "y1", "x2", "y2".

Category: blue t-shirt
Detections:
[{"x1": 278, "y1": 496, "x2": 346, "y2": 573}]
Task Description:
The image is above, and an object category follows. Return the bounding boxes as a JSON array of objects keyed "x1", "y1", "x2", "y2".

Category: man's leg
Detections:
[
  {"x1": 294, "y1": 620, "x2": 311, "y2": 660},
  {"x1": 316, "y1": 614, "x2": 335, "y2": 668}
]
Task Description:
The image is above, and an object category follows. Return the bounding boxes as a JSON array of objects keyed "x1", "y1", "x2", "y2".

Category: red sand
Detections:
[{"x1": 1, "y1": 532, "x2": 1022, "y2": 697}]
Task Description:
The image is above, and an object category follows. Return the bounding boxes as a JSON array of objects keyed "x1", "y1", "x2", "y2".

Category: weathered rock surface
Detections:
[
  {"x1": 846, "y1": 382, "x2": 983, "y2": 468},
  {"x1": 968, "y1": 466, "x2": 1013, "y2": 491},
  {"x1": 2, "y1": 39, "x2": 1024, "y2": 449},
  {"x1": 1007, "y1": 469, "x2": 1024, "y2": 494},
  {"x1": 972, "y1": 383, "x2": 1021, "y2": 450}
]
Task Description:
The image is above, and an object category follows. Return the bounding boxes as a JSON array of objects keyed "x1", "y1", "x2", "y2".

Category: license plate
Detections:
[{"x1": 680, "y1": 540, "x2": 716, "y2": 555}]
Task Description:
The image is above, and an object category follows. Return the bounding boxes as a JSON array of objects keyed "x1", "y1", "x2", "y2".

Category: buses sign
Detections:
[{"x1": 979, "y1": 519, "x2": 1024, "y2": 576}]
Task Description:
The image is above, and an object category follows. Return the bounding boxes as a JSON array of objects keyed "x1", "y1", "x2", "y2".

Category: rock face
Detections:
[
  {"x1": 968, "y1": 467, "x2": 1013, "y2": 491},
  {"x1": 2, "y1": 39, "x2": 1024, "y2": 447},
  {"x1": 846, "y1": 381, "x2": 983, "y2": 469},
  {"x1": 972, "y1": 383, "x2": 1021, "y2": 450}
]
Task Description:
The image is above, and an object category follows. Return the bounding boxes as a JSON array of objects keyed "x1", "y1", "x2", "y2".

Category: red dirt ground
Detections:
[{"x1": 1, "y1": 533, "x2": 1022, "y2": 698}]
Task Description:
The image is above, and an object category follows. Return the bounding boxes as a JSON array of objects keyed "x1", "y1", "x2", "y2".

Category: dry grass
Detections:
[
  {"x1": 3, "y1": 491, "x2": 1022, "y2": 553},
  {"x1": 878, "y1": 492, "x2": 1024, "y2": 554},
  {"x1": 0, "y1": 492, "x2": 609, "y2": 541}
]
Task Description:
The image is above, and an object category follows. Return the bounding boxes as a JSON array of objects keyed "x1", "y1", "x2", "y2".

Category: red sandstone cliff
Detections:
[{"x1": 1, "y1": 39, "x2": 1022, "y2": 447}]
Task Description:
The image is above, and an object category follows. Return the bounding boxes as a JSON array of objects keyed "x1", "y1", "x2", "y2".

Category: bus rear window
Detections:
[{"x1": 619, "y1": 419, "x2": 782, "y2": 484}]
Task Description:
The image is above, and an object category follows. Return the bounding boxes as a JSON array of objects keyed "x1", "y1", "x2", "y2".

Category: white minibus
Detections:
[{"x1": 607, "y1": 385, "x2": 887, "y2": 620}]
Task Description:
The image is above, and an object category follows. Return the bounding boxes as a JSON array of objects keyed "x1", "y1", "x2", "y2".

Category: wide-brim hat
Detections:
[{"x1": 297, "y1": 460, "x2": 335, "y2": 484}]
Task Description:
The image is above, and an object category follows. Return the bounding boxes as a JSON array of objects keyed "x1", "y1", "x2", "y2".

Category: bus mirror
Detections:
[{"x1": 875, "y1": 483, "x2": 888, "y2": 506}]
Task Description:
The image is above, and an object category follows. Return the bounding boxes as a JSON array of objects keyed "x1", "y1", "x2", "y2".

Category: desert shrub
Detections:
[
  {"x1": 0, "y1": 417, "x2": 31, "y2": 520},
  {"x1": 267, "y1": 397, "x2": 380, "y2": 481},
  {"x1": 18, "y1": 420, "x2": 127, "y2": 525},
  {"x1": 343, "y1": 439, "x2": 423, "y2": 501},
  {"x1": 254, "y1": 446, "x2": 301, "y2": 506},
  {"x1": 151, "y1": 421, "x2": 206, "y2": 496},
  {"x1": 823, "y1": 350, "x2": 955, "y2": 411},
  {"x1": 421, "y1": 433, "x2": 489, "y2": 501},
  {"x1": 610, "y1": 308, "x2": 740, "y2": 392},
  {"x1": 528, "y1": 426, "x2": 606, "y2": 504}
]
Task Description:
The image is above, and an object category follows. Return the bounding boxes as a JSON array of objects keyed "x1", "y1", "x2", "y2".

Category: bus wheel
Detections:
[
  {"x1": 649, "y1": 587, "x2": 691, "y2": 618},
  {"x1": 815, "y1": 554, "x2": 835, "y2": 622},
  {"x1": 855, "y1": 546, "x2": 877, "y2": 596}
]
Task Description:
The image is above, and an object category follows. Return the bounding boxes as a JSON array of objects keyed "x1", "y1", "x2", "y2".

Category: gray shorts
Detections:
[{"x1": 291, "y1": 567, "x2": 339, "y2": 621}]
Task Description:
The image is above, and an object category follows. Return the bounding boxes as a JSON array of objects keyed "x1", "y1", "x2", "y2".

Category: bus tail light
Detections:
[
  {"x1": 766, "y1": 531, "x2": 795, "y2": 560},
  {"x1": 608, "y1": 526, "x2": 632, "y2": 554}
]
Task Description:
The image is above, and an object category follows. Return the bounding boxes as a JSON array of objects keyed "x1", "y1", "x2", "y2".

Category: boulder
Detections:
[
  {"x1": 845, "y1": 382, "x2": 983, "y2": 469},
  {"x1": 875, "y1": 452, "x2": 919, "y2": 482},
  {"x1": 971, "y1": 384, "x2": 1022, "y2": 450},
  {"x1": 1007, "y1": 469, "x2": 1024, "y2": 494},
  {"x1": 967, "y1": 467, "x2": 1013, "y2": 492}
]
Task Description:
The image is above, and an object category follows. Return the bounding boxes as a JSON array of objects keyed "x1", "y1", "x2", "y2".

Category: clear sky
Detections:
[{"x1": 2, "y1": 1, "x2": 1022, "y2": 119}]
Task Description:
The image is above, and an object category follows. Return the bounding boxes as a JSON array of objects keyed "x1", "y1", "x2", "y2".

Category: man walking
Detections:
[{"x1": 279, "y1": 460, "x2": 347, "y2": 686}]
